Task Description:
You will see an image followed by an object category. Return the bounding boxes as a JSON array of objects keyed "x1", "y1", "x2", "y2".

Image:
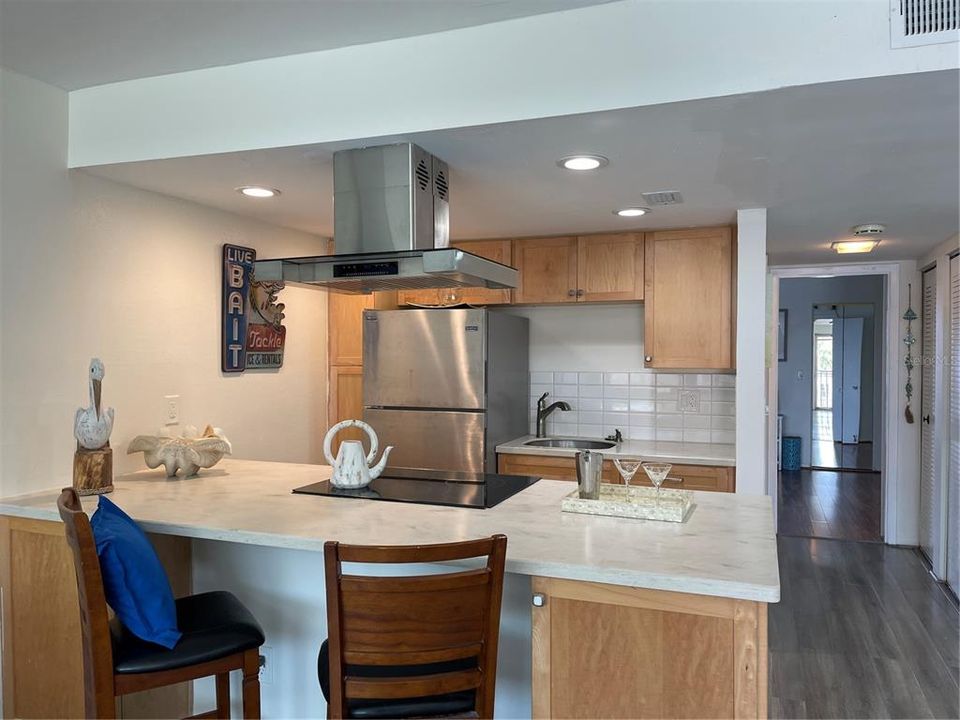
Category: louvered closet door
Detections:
[
  {"x1": 919, "y1": 268, "x2": 938, "y2": 565},
  {"x1": 947, "y1": 255, "x2": 959, "y2": 592}
]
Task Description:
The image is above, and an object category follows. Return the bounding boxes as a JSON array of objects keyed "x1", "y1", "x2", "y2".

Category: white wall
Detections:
[
  {"x1": 778, "y1": 275, "x2": 885, "y2": 468},
  {"x1": 0, "y1": 69, "x2": 330, "y2": 496},
  {"x1": 67, "y1": 0, "x2": 959, "y2": 166}
]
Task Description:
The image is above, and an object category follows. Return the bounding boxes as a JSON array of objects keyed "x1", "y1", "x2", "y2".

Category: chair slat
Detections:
[
  {"x1": 344, "y1": 669, "x2": 483, "y2": 700},
  {"x1": 344, "y1": 642, "x2": 484, "y2": 667},
  {"x1": 336, "y1": 537, "x2": 498, "y2": 564}
]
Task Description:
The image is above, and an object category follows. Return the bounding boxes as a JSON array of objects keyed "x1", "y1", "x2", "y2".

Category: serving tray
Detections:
[{"x1": 561, "y1": 483, "x2": 694, "y2": 523}]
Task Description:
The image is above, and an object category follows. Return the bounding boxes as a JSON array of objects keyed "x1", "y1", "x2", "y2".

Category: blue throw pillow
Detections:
[{"x1": 90, "y1": 495, "x2": 181, "y2": 648}]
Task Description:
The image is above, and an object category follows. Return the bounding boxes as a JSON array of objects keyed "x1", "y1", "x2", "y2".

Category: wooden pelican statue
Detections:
[{"x1": 74, "y1": 358, "x2": 115, "y2": 451}]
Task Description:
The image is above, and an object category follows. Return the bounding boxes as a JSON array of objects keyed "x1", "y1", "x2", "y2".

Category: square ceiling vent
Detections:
[
  {"x1": 640, "y1": 190, "x2": 684, "y2": 206},
  {"x1": 890, "y1": 0, "x2": 958, "y2": 48}
]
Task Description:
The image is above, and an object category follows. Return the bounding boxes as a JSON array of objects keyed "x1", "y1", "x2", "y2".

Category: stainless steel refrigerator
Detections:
[{"x1": 362, "y1": 308, "x2": 529, "y2": 473}]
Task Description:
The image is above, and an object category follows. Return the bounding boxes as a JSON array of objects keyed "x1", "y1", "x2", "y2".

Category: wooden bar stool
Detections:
[
  {"x1": 318, "y1": 535, "x2": 507, "y2": 719},
  {"x1": 57, "y1": 488, "x2": 264, "y2": 719}
]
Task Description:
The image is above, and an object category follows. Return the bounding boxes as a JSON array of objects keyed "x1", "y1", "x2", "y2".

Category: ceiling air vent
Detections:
[
  {"x1": 435, "y1": 168, "x2": 449, "y2": 201},
  {"x1": 640, "y1": 190, "x2": 684, "y2": 206},
  {"x1": 890, "y1": 0, "x2": 958, "y2": 48},
  {"x1": 415, "y1": 158, "x2": 430, "y2": 191}
]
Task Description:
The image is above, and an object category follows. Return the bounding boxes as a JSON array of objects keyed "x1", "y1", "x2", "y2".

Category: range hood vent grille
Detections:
[
  {"x1": 416, "y1": 158, "x2": 430, "y2": 191},
  {"x1": 435, "y1": 168, "x2": 449, "y2": 201}
]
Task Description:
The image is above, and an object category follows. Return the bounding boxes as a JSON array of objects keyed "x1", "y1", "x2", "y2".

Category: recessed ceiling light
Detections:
[
  {"x1": 831, "y1": 240, "x2": 879, "y2": 254},
  {"x1": 614, "y1": 207, "x2": 649, "y2": 217},
  {"x1": 557, "y1": 154, "x2": 608, "y2": 171},
  {"x1": 236, "y1": 185, "x2": 281, "y2": 198}
]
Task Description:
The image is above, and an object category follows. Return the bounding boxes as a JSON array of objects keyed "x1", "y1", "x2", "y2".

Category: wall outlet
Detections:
[
  {"x1": 259, "y1": 645, "x2": 275, "y2": 685},
  {"x1": 679, "y1": 390, "x2": 701, "y2": 413},
  {"x1": 163, "y1": 395, "x2": 180, "y2": 425}
]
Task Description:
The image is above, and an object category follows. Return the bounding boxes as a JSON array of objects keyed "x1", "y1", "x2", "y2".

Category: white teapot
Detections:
[{"x1": 323, "y1": 419, "x2": 393, "y2": 489}]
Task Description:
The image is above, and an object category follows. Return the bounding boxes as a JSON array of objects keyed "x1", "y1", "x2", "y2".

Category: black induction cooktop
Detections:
[{"x1": 292, "y1": 468, "x2": 539, "y2": 509}]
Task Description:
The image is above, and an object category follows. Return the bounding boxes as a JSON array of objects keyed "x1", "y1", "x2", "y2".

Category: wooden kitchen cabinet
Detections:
[
  {"x1": 328, "y1": 365, "x2": 364, "y2": 454},
  {"x1": 328, "y1": 291, "x2": 397, "y2": 366},
  {"x1": 576, "y1": 233, "x2": 644, "y2": 302},
  {"x1": 396, "y1": 239, "x2": 513, "y2": 307},
  {"x1": 512, "y1": 234, "x2": 643, "y2": 304},
  {"x1": 644, "y1": 227, "x2": 735, "y2": 369},
  {"x1": 532, "y1": 576, "x2": 767, "y2": 719},
  {"x1": 512, "y1": 236, "x2": 579, "y2": 304},
  {"x1": 497, "y1": 453, "x2": 735, "y2": 492}
]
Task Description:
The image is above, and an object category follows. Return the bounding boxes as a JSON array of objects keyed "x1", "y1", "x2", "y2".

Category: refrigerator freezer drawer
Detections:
[{"x1": 364, "y1": 408, "x2": 485, "y2": 473}]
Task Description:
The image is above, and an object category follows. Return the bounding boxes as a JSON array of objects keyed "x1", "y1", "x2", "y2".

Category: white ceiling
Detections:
[
  {"x1": 86, "y1": 70, "x2": 959, "y2": 265},
  {"x1": 0, "y1": 0, "x2": 610, "y2": 90}
]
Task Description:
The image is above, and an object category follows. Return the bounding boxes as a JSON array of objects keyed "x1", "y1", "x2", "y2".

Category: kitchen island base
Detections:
[{"x1": 532, "y1": 576, "x2": 767, "y2": 719}]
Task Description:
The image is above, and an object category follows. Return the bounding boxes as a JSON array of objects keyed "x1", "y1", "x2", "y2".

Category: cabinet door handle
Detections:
[
  {"x1": 645, "y1": 355, "x2": 653, "y2": 363},
  {"x1": 576, "y1": 289, "x2": 584, "y2": 297},
  {"x1": 532, "y1": 593, "x2": 547, "y2": 607},
  {"x1": 567, "y1": 289, "x2": 576, "y2": 297}
]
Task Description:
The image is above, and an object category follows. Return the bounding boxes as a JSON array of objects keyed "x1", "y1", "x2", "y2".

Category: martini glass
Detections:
[
  {"x1": 613, "y1": 458, "x2": 641, "y2": 500},
  {"x1": 641, "y1": 462, "x2": 672, "y2": 507}
]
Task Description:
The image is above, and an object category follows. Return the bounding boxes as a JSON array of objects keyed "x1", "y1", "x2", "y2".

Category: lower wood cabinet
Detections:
[
  {"x1": 532, "y1": 576, "x2": 767, "y2": 719},
  {"x1": 497, "y1": 453, "x2": 735, "y2": 492},
  {"x1": 0, "y1": 516, "x2": 191, "y2": 718}
]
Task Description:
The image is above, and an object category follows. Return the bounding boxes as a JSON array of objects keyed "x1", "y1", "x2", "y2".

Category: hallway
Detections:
[
  {"x1": 778, "y1": 469, "x2": 882, "y2": 542},
  {"x1": 770, "y1": 536, "x2": 959, "y2": 719},
  {"x1": 811, "y1": 409, "x2": 874, "y2": 470}
]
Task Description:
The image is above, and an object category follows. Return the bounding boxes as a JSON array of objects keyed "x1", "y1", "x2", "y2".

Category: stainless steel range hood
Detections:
[{"x1": 254, "y1": 143, "x2": 517, "y2": 294}]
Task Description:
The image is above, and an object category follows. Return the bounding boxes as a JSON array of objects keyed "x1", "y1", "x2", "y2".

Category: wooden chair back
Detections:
[
  {"x1": 324, "y1": 535, "x2": 507, "y2": 719},
  {"x1": 57, "y1": 487, "x2": 116, "y2": 718}
]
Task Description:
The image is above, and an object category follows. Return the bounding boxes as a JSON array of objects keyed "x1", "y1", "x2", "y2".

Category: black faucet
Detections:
[
  {"x1": 536, "y1": 392, "x2": 572, "y2": 438},
  {"x1": 605, "y1": 428, "x2": 624, "y2": 444}
]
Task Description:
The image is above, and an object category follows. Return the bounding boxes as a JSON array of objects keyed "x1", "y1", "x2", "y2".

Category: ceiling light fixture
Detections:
[
  {"x1": 614, "y1": 207, "x2": 649, "y2": 217},
  {"x1": 831, "y1": 240, "x2": 880, "y2": 254},
  {"x1": 236, "y1": 185, "x2": 281, "y2": 198},
  {"x1": 557, "y1": 154, "x2": 608, "y2": 171}
]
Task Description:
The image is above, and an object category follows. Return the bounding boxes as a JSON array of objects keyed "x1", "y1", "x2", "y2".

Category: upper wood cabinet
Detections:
[
  {"x1": 328, "y1": 291, "x2": 397, "y2": 366},
  {"x1": 512, "y1": 236, "x2": 580, "y2": 304},
  {"x1": 512, "y1": 234, "x2": 643, "y2": 304},
  {"x1": 644, "y1": 227, "x2": 735, "y2": 370},
  {"x1": 577, "y1": 233, "x2": 644, "y2": 302},
  {"x1": 396, "y1": 239, "x2": 513, "y2": 307}
]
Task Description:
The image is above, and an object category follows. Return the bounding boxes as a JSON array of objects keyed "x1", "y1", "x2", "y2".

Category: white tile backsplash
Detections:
[{"x1": 529, "y1": 369, "x2": 736, "y2": 442}]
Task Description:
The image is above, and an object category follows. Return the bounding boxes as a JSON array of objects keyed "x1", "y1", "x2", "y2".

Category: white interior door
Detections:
[
  {"x1": 832, "y1": 318, "x2": 844, "y2": 442},
  {"x1": 840, "y1": 317, "x2": 863, "y2": 444},
  {"x1": 920, "y1": 268, "x2": 938, "y2": 566},
  {"x1": 947, "y1": 255, "x2": 959, "y2": 592}
]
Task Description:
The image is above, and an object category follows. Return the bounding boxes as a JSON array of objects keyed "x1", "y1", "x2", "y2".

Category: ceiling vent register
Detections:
[
  {"x1": 640, "y1": 190, "x2": 684, "y2": 206},
  {"x1": 890, "y1": 0, "x2": 959, "y2": 47}
]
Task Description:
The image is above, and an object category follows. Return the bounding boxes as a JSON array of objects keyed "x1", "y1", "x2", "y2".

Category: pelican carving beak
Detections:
[{"x1": 93, "y1": 378, "x2": 102, "y2": 418}]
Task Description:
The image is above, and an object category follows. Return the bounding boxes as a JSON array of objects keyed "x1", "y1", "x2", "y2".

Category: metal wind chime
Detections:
[{"x1": 902, "y1": 283, "x2": 917, "y2": 424}]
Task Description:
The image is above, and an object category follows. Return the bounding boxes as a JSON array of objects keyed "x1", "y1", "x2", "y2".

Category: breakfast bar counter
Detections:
[{"x1": 1, "y1": 459, "x2": 779, "y2": 718}]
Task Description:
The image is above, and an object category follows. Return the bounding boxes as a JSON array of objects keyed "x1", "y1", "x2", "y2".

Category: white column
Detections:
[{"x1": 735, "y1": 209, "x2": 768, "y2": 495}]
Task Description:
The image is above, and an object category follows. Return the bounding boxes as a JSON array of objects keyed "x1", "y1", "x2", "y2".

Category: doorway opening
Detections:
[{"x1": 775, "y1": 276, "x2": 885, "y2": 542}]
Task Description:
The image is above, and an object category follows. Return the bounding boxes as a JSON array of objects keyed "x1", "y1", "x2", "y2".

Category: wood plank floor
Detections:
[
  {"x1": 778, "y1": 470, "x2": 882, "y2": 542},
  {"x1": 771, "y1": 536, "x2": 960, "y2": 719}
]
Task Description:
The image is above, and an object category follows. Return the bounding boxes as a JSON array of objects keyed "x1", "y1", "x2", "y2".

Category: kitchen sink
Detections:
[{"x1": 524, "y1": 438, "x2": 617, "y2": 450}]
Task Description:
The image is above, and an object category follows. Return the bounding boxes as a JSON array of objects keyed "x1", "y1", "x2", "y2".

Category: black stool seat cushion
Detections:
[
  {"x1": 317, "y1": 639, "x2": 477, "y2": 719},
  {"x1": 112, "y1": 591, "x2": 264, "y2": 675}
]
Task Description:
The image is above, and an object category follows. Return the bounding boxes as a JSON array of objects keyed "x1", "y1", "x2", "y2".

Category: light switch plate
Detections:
[{"x1": 679, "y1": 390, "x2": 701, "y2": 413}]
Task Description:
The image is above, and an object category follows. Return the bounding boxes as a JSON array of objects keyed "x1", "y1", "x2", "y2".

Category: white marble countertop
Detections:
[
  {"x1": 497, "y1": 435, "x2": 736, "y2": 466},
  {"x1": 0, "y1": 459, "x2": 777, "y2": 602}
]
